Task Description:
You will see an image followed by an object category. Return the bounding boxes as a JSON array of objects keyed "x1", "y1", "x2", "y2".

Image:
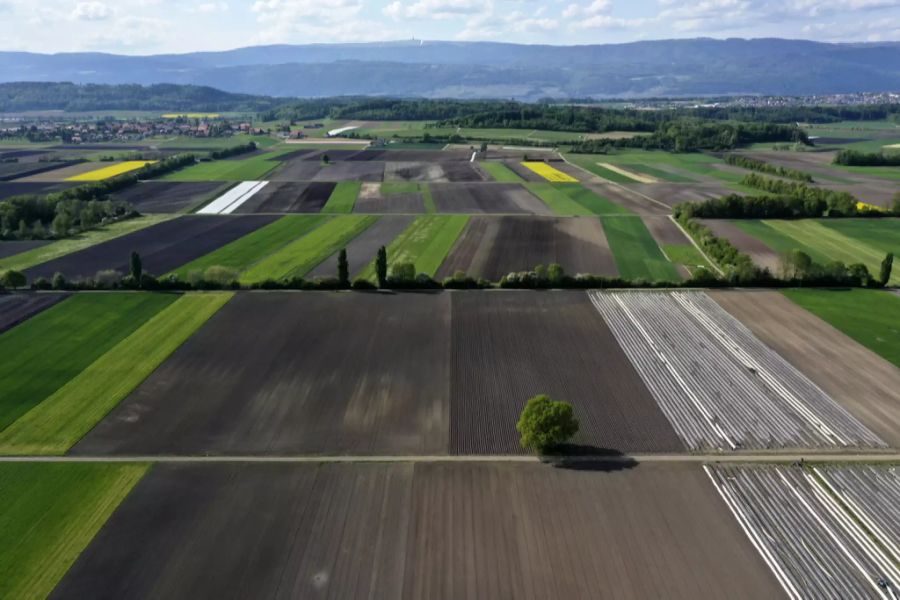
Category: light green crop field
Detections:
[
  {"x1": 160, "y1": 147, "x2": 293, "y2": 181},
  {"x1": 663, "y1": 244, "x2": 713, "y2": 274},
  {"x1": 480, "y1": 161, "x2": 525, "y2": 182},
  {"x1": 359, "y1": 215, "x2": 468, "y2": 279},
  {"x1": 820, "y1": 219, "x2": 900, "y2": 258},
  {"x1": 240, "y1": 216, "x2": 378, "y2": 283},
  {"x1": 559, "y1": 184, "x2": 632, "y2": 215},
  {"x1": 620, "y1": 163, "x2": 696, "y2": 183},
  {"x1": 564, "y1": 157, "x2": 637, "y2": 184},
  {"x1": 832, "y1": 164, "x2": 900, "y2": 181},
  {"x1": 784, "y1": 289, "x2": 900, "y2": 368},
  {"x1": 381, "y1": 182, "x2": 421, "y2": 195},
  {"x1": 322, "y1": 181, "x2": 361, "y2": 213},
  {"x1": 525, "y1": 183, "x2": 593, "y2": 216},
  {"x1": 169, "y1": 215, "x2": 327, "y2": 279},
  {"x1": 0, "y1": 462, "x2": 148, "y2": 600},
  {"x1": 601, "y1": 216, "x2": 682, "y2": 282},
  {"x1": 0, "y1": 293, "x2": 176, "y2": 433},
  {"x1": 733, "y1": 219, "x2": 899, "y2": 285},
  {"x1": 0, "y1": 215, "x2": 173, "y2": 272},
  {"x1": 0, "y1": 292, "x2": 232, "y2": 455}
]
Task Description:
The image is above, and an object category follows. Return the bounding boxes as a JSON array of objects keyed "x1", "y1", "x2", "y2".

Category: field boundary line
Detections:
[
  {"x1": 2, "y1": 453, "x2": 900, "y2": 463},
  {"x1": 668, "y1": 216, "x2": 725, "y2": 276}
]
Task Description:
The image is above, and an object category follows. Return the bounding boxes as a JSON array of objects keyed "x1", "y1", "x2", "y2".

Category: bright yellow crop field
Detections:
[
  {"x1": 65, "y1": 161, "x2": 157, "y2": 181},
  {"x1": 521, "y1": 161, "x2": 578, "y2": 182}
]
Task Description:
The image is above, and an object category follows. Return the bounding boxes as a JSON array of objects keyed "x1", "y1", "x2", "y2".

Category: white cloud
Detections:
[
  {"x1": 71, "y1": 1, "x2": 113, "y2": 21},
  {"x1": 384, "y1": 0, "x2": 485, "y2": 20},
  {"x1": 192, "y1": 2, "x2": 228, "y2": 14}
]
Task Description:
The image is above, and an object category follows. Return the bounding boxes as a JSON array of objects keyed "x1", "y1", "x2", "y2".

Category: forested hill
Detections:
[
  {"x1": 0, "y1": 82, "x2": 283, "y2": 112},
  {"x1": 0, "y1": 38, "x2": 898, "y2": 100}
]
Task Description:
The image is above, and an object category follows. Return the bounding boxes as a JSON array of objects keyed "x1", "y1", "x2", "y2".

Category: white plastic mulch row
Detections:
[
  {"x1": 707, "y1": 464, "x2": 900, "y2": 599},
  {"x1": 198, "y1": 181, "x2": 268, "y2": 215}
]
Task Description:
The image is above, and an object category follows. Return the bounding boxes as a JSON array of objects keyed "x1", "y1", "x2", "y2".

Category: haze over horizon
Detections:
[{"x1": 0, "y1": 0, "x2": 898, "y2": 55}]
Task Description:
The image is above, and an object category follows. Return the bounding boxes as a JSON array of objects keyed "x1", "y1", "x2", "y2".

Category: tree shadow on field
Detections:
[{"x1": 542, "y1": 445, "x2": 639, "y2": 473}]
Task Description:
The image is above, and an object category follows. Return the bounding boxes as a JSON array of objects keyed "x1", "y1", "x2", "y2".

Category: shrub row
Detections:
[{"x1": 724, "y1": 153, "x2": 813, "y2": 182}]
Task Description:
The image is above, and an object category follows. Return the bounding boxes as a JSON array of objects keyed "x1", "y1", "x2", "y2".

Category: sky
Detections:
[{"x1": 0, "y1": 0, "x2": 898, "y2": 54}]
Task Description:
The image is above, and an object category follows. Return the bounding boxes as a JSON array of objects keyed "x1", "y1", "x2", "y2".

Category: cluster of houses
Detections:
[{"x1": 0, "y1": 117, "x2": 268, "y2": 144}]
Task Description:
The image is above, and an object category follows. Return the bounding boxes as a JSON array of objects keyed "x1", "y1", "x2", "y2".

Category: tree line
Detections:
[
  {"x1": 724, "y1": 154, "x2": 813, "y2": 182},
  {"x1": 833, "y1": 149, "x2": 900, "y2": 167}
]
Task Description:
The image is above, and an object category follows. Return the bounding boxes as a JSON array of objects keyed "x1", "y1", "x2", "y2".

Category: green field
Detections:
[
  {"x1": 663, "y1": 244, "x2": 713, "y2": 274},
  {"x1": 322, "y1": 181, "x2": 361, "y2": 213},
  {"x1": 358, "y1": 215, "x2": 468, "y2": 279},
  {"x1": 0, "y1": 293, "x2": 232, "y2": 454},
  {"x1": 0, "y1": 293, "x2": 176, "y2": 433},
  {"x1": 733, "y1": 219, "x2": 899, "y2": 285},
  {"x1": 479, "y1": 162, "x2": 525, "y2": 182},
  {"x1": 620, "y1": 163, "x2": 695, "y2": 183},
  {"x1": 525, "y1": 182, "x2": 630, "y2": 216},
  {"x1": 160, "y1": 147, "x2": 293, "y2": 181},
  {"x1": 0, "y1": 462, "x2": 148, "y2": 600},
  {"x1": 784, "y1": 289, "x2": 900, "y2": 368},
  {"x1": 0, "y1": 215, "x2": 173, "y2": 272},
  {"x1": 169, "y1": 215, "x2": 327, "y2": 279},
  {"x1": 240, "y1": 216, "x2": 378, "y2": 283},
  {"x1": 601, "y1": 216, "x2": 682, "y2": 282}
]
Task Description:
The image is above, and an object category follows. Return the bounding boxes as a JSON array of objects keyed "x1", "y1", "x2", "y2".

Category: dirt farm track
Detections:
[{"x1": 48, "y1": 462, "x2": 781, "y2": 600}]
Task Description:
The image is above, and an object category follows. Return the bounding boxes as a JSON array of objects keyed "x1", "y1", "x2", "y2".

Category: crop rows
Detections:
[
  {"x1": 706, "y1": 464, "x2": 900, "y2": 599},
  {"x1": 588, "y1": 291, "x2": 885, "y2": 450}
]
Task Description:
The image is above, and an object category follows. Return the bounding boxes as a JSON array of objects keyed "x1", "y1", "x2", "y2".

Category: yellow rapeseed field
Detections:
[
  {"x1": 856, "y1": 201, "x2": 885, "y2": 212},
  {"x1": 65, "y1": 161, "x2": 157, "y2": 182},
  {"x1": 521, "y1": 161, "x2": 578, "y2": 183}
]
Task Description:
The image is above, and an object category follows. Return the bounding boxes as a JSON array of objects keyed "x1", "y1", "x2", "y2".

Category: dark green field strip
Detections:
[
  {"x1": 480, "y1": 161, "x2": 525, "y2": 182},
  {"x1": 601, "y1": 216, "x2": 683, "y2": 281},
  {"x1": 240, "y1": 215, "x2": 379, "y2": 283},
  {"x1": 784, "y1": 289, "x2": 900, "y2": 368},
  {"x1": 321, "y1": 181, "x2": 361, "y2": 213},
  {"x1": 168, "y1": 215, "x2": 328, "y2": 279},
  {"x1": 730, "y1": 220, "x2": 831, "y2": 264},
  {"x1": 0, "y1": 462, "x2": 148, "y2": 600},
  {"x1": 620, "y1": 163, "x2": 695, "y2": 183},
  {"x1": 0, "y1": 293, "x2": 176, "y2": 432},
  {"x1": 0, "y1": 293, "x2": 233, "y2": 455},
  {"x1": 563, "y1": 155, "x2": 635, "y2": 184},
  {"x1": 358, "y1": 215, "x2": 469, "y2": 279},
  {"x1": 820, "y1": 219, "x2": 900, "y2": 257}
]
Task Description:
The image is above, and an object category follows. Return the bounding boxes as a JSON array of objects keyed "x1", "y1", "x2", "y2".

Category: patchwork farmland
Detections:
[{"x1": 3, "y1": 117, "x2": 900, "y2": 600}]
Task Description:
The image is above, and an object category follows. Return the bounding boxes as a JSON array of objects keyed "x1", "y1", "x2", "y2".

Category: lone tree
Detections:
[
  {"x1": 0, "y1": 269, "x2": 26, "y2": 289},
  {"x1": 880, "y1": 252, "x2": 894, "y2": 287},
  {"x1": 337, "y1": 248, "x2": 349, "y2": 287},
  {"x1": 375, "y1": 246, "x2": 388, "y2": 288},
  {"x1": 516, "y1": 394, "x2": 579, "y2": 454},
  {"x1": 130, "y1": 251, "x2": 143, "y2": 282}
]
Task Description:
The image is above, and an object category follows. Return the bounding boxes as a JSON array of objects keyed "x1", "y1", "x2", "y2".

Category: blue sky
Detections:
[{"x1": 0, "y1": 0, "x2": 898, "y2": 54}]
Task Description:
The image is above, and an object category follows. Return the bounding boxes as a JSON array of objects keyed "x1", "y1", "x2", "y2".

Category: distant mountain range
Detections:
[{"x1": 1, "y1": 38, "x2": 899, "y2": 100}]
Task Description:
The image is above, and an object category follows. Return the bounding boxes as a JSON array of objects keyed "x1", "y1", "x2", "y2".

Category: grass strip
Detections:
[
  {"x1": 0, "y1": 293, "x2": 177, "y2": 432},
  {"x1": 359, "y1": 215, "x2": 468, "y2": 279},
  {"x1": 240, "y1": 216, "x2": 377, "y2": 283},
  {"x1": 730, "y1": 220, "x2": 830, "y2": 263},
  {"x1": 621, "y1": 163, "x2": 695, "y2": 183},
  {"x1": 0, "y1": 292, "x2": 232, "y2": 454},
  {"x1": 168, "y1": 215, "x2": 327, "y2": 278},
  {"x1": 601, "y1": 216, "x2": 682, "y2": 281},
  {"x1": 525, "y1": 182, "x2": 593, "y2": 216},
  {"x1": 0, "y1": 462, "x2": 148, "y2": 600},
  {"x1": 783, "y1": 289, "x2": 900, "y2": 368},
  {"x1": 480, "y1": 161, "x2": 525, "y2": 182},
  {"x1": 0, "y1": 215, "x2": 174, "y2": 272},
  {"x1": 421, "y1": 184, "x2": 436, "y2": 213},
  {"x1": 559, "y1": 183, "x2": 633, "y2": 215},
  {"x1": 819, "y1": 219, "x2": 900, "y2": 261},
  {"x1": 322, "y1": 181, "x2": 361, "y2": 213},
  {"x1": 160, "y1": 147, "x2": 293, "y2": 181},
  {"x1": 381, "y1": 182, "x2": 420, "y2": 195},
  {"x1": 663, "y1": 244, "x2": 714, "y2": 274}
]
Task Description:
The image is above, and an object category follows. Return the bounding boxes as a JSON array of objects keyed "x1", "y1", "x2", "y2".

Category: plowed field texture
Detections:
[{"x1": 47, "y1": 462, "x2": 781, "y2": 600}]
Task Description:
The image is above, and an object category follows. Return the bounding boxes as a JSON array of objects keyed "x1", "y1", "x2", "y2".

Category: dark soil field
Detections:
[
  {"x1": 25, "y1": 215, "x2": 277, "y2": 281},
  {"x1": 73, "y1": 293, "x2": 451, "y2": 456},
  {"x1": 314, "y1": 161, "x2": 386, "y2": 182},
  {"x1": 431, "y1": 183, "x2": 553, "y2": 214},
  {"x1": 0, "y1": 239, "x2": 51, "y2": 258},
  {"x1": 643, "y1": 216, "x2": 690, "y2": 245},
  {"x1": 234, "y1": 182, "x2": 336, "y2": 213},
  {"x1": 582, "y1": 182, "x2": 671, "y2": 216},
  {"x1": 50, "y1": 462, "x2": 779, "y2": 600},
  {"x1": 110, "y1": 181, "x2": 225, "y2": 213},
  {"x1": 0, "y1": 181, "x2": 77, "y2": 200},
  {"x1": 356, "y1": 149, "x2": 472, "y2": 162},
  {"x1": 268, "y1": 158, "x2": 324, "y2": 181},
  {"x1": 0, "y1": 160, "x2": 84, "y2": 182},
  {"x1": 307, "y1": 216, "x2": 415, "y2": 278},
  {"x1": 449, "y1": 292, "x2": 682, "y2": 454},
  {"x1": 354, "y1": 183, "x2": 424, "y2": 213},
  {"x1": 384, "y1": 162, "x2": 486, "y2": 183},
  {"x1": 0, "y1": 293, "x2": 68, "y2": 333},
  {"x1": 436, "y1": 217, "x2": 617, "y2": 280}
]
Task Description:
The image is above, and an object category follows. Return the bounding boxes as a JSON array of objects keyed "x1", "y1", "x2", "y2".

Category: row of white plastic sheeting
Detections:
[{"x1": 198, "y1": 181, "x2": 268, "y2": 215}]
